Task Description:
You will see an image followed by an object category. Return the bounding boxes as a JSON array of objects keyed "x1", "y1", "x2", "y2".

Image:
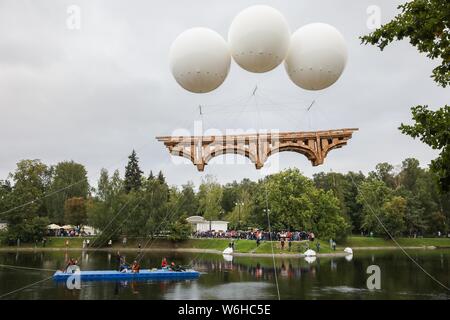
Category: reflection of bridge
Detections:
[{"x1": 156, "y1": 128, "x2": 358, "y2": 172}]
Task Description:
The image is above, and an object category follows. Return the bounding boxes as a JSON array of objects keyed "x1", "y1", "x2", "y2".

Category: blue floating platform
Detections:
[{"x1": 53, "y1": 268, "x2": 200, "y2": 282}]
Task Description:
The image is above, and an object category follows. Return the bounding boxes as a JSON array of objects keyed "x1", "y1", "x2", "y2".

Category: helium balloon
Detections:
[
  {"x1": 169, "y1": 28, "x2": 231, "y2": 94},
  {"x1": 228, "y1": 5, "x2": 291, "y2": 73},
  {"x1": 285, "y1": 23, "x2": 348, "y2": 91}
]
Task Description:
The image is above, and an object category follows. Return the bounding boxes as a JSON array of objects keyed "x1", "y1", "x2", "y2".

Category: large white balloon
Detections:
[
  {"x1": 169, "y1": 28, "x2": 231, "y2": 94},
  {"x1": 228, "y1": 5, "x2": 291, "y2": 73},
  {"x1": 285, "y1": 23, "x2": 348, "y2": 91}
]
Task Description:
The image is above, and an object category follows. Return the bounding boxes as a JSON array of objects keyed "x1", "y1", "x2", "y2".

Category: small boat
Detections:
[{"x1": 53, "y1": 268, "x2": 200, "y2": 282}]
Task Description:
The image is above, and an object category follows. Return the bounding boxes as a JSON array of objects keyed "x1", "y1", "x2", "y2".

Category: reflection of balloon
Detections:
[
  {"x1": 169, "y1": 28, "x2": 231, "y2": 93},
  {"x1": 228, "y1": 5, "x2": 291, "y2": 73},
  {"x1": 285, "y1": 23, "x2": 348, "y2": 90},
  {"x1": 345, "y1": 254, "x2": 353, "y2": 262}
]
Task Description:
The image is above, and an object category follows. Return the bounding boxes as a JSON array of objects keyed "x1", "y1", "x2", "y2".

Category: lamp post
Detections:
[
  {"x1": 263, "y1": 208, "x2": 271, "y2": 240},
  {"x1": 235, "y1": 201, "x2": 244, "y2": 232}
]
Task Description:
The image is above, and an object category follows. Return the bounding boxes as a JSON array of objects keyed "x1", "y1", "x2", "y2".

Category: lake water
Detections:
[{"x1": 0, "y1": 249, "x2": 448, "y2": 299}]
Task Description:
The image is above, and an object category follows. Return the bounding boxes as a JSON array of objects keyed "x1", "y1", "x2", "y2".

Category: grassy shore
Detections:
[{"x1": 1, "y1": 236, "x2": 449, "y2": 255}]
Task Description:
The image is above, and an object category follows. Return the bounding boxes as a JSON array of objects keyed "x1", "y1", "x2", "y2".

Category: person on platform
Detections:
[
  {"x1": 131, "y1": 260, "x2": 140, "y2": 273},
  {"x1": 64, "y1": 258, "x2": 78, "y2": 272},
  {"x1": 161, "y1": 257, "x2": 168, "y2": 268}
]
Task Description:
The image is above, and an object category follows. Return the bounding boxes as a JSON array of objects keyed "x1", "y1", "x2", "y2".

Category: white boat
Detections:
[
  {"x1": 304, "y1": 249, "x2": 316, "y2": 256},
  {"x1": 223, "y1": 247, "x2": 233, "y2": 255}
]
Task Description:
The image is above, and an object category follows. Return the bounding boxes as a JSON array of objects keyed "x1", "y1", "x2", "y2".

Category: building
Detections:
[
  {"x1": 0, "y1": 223, "x2": 7, "y2": 231},
  {"x1": 186, "y1": 216, "x2": 229, "y2": 232}
]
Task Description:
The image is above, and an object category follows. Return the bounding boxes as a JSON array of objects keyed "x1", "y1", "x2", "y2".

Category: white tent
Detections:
[
  {"x1": 47, "y1": 224, "x2": 61, "y2": 230},
  {"x1": 61, "y1": 225, "x2": 74, "y2": 230}
]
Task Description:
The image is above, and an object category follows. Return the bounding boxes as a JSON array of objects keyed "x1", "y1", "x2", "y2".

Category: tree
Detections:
[
  {"x1": 178, "y1": 182, "x2": 199, "y2": 216},
  {"x1": 168, "y1": 215, "x2": 192, "y2": 241},
  {"x1": 157, "y1": 171, "x2": 166, "y2": 185},
  {"x1": 46, "y1": 161, "x2": 89, "y2": 224},
  {"x1": 399, "y1": 106, "x2": 450, "y2": 191},
  {"x1": 361, "y1": 0, "x2": 450, "y2": 191},
  {"x1": 257, "y1": 169, "x2": 349, "y2": 240},
  {"x1": 0, "y1": 180, "x2": 12, "y2": 215},
  {"x1": 313, "y1": 171, "x2": 366, "y2": 233},
  {"x1": 357, "y1": 179, "x2": 393, "y2": 235},
  {"x1": 64, "y1": 197, "x2": 88, "y2": 227},
  {"x1": 124, "y1": 150, "x2": 143, "y2": 193},
  {"x1": 198, "y1": 175, "x2": 223, "y2": 221},
  {"x1": 88, "y1": 169, "x2": 126, "y2": 245},
  {"x1": 370, "y1": 163, "x2": 396, "y2": 189},
  {"x1": 3, "y1": 160, "x2": 51, "y2": 242},
  {"x1": 381, "y1": 196, "x2": 407, "y2": 237}
]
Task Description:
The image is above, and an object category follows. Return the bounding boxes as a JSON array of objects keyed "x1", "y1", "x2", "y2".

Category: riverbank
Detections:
[{"x1": 1, "y1": 236, "x2": 449, "y2": 257}]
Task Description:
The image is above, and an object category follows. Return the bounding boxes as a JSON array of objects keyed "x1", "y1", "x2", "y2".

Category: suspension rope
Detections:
[{"x1": 347, "y1": 174, "x2": 450, "y2": 292}]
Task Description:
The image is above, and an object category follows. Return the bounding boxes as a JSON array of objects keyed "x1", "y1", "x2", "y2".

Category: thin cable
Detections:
[
  {"x1": 264, "y1": 181, "x2": 281, "y2": 300},
  {"x1": 348, "y1": 174, "x2": 450, "y2": 291},
  {"x1": 0, "y1": 264, "x2": 57, "y2": 272},
  {"x1": 0, "y1": 275, "x2": 53, "y2": 299}
]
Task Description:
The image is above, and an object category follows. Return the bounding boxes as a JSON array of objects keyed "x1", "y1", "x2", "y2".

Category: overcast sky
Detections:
[{"x1": 0, "y1": 0, "x2": 447, "y2": 188}]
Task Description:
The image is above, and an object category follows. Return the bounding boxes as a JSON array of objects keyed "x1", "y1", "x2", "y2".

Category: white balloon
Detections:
[
  {"x1": 285, "y1": 23, "x2": 348, "y2": 91},
  {"x1": 169, "y1": 28, "x2": 231, "y2": 94},
  {"x1": 228, "y1": 5, "x2": 291, "y2": 73}
]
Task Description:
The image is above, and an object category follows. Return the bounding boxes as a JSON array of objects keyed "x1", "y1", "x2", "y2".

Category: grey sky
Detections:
[{"x1": 0, "y1": 0, "x2": 447, "y2": 188}]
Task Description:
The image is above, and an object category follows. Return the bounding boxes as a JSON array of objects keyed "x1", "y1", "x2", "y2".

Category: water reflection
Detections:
[{"x1": 0, "y1": 250, "x2": 449, "y2": 300}]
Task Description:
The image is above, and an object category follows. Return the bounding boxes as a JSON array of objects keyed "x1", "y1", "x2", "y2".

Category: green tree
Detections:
[
  {"x1": 198, "y1": 175, "x2": 223, "y2": 221},
  {"x1": 46, "y1": 161, "x2": 89, "y2": 224},
  {"x1": 88, "y1": 169, "x2": 127, "y2": 245},
  {"x1": 178, "y1": 182, "x2": 199, "y2": 216},
  {"x1": 400, "y1": 106, "x2": 450, "y2": 191},
  {"x1": 64, "y1": 197, "x2": 88, "y2": 227},
  {"x1": 357, "y1": 179, "x2": 393, "y2": 235},
  {"x1": 0, "y1": 180, "x2": 12, "y2": 215},
  {"x1": 370, "y1": 163, "x2": 396, "y2": 189},
  {"x1": 361, "y1": 0, "x2": 450, "y2": 191},
  {"x1": 382, "y1": 196, "x2": 407, "y2": 237},
  {"x1": 3, "y1": 160, "x2": 51, "y2": 242},
  {"x1": 168, "y1": 215, "x2": 192, "y2": 241},
  {"x1": 124, "y1": 150, "x2": 143, "y2": 193},
  {"x1": 157, "y1": 171, "x2": 166, "y2": 185},
  {"x1": 257, "y1": 169, "x2": 349, "y2": 240}
]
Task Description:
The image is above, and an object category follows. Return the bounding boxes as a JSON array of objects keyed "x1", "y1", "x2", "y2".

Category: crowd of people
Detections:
[{"x1": 193, "y1": 229, "x2": 317, "y2": 242}]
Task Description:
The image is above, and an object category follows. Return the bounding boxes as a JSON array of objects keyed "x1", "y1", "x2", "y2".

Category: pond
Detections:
[{"x1": 0, "y1": 249, "x2": 448, "y2": 299}]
